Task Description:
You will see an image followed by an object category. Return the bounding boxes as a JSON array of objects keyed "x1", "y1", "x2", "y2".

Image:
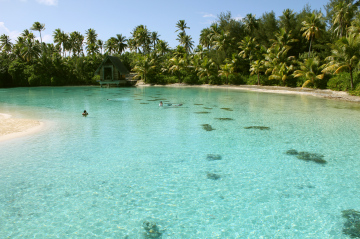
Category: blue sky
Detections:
[{"x1": 0, "y1": 0, "x2": 328, "y2": 49}]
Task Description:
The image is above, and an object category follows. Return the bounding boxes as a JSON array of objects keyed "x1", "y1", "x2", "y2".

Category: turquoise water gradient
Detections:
[{"x1": 0, "y1": 86, "x2": 360, "y2": 238}]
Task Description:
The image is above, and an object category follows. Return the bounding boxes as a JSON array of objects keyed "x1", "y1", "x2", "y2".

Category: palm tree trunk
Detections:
[
  {"x1": 308, "y1": 37, "x2": 312, "y2": 58},
  {"x1": 257, "y1": 72, "x2": 260, "y2": 85},
  {"x1": 350, "y1": 68, "x2": 354, "y2": 90}
]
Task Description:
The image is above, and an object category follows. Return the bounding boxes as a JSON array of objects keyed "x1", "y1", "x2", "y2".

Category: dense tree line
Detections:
[{"x1": 1, "y1": 0, "x2": 360, "y2": 95}]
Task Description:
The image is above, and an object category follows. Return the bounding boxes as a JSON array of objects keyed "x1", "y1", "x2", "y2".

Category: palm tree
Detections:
[
  {"x1": 219, "y1": 61, "x2": 235, "y2": 84},
  {"x1": 85, "y1": 28, "x2": 97, "y2": 46},
  {"x1": 22, "y1": 38, "x2": 41, "y2": 62},
  {"x1": 175, "y1": 20, "x2": 190, "y2": 33},
  {"x1": 322, "y1": 33, "x2": 360, "y2": 89},
  {"x1": 197, "y1": 57, "x2": 216, "y2": 80},
  {"x1": 115, "y1": 34, "x2": 127, "y2": 55},
  {"x1": 21, "y1": 29, "x2": 35, "y2": 41},
  {"x1": 199, "y1": 28, "x2": 212, "y2": 50},
  {"x1": 0, "y1": 34, "x2": 13, "y2": 53},
  {"x1": 131, "y1": 25, "x2": 151, "y2": 54},
  {"x1": 53, "y1": 28, "x2": 68, "y2": 57},
  {"x1": 85, "y1": 28, "x2": 98, "y2": 55},
  {"x1": 332, "y1": 1, "x2": 357, "y2": 38},
  {"x1": 105, "y1": 37, "x2": 117, "y2": 55},
  {"x1": 250, "y1": 59, "x2": 265, "y2": 85},
  {"x1": 301, "y1": 11, "x2": 325, "y2": 57},
  {"x1": 279, "y1": 9, "x2": 296, "y2": 33},
  {"x1": 293, "y1": 57, "x2": 324, "y2": 88},
  {"x1": 30, "y1": 22, "x2": 45, "y2": 43},
  {"x1": 133, "y1": 55, "x2": 155, "y2": 83},
  {"x1": 156, "y1": 40, "x2": 170, "y2": 56},
  {"x1": 242, "y1": 14, "x2": 259, "y2": 37},
  {"x1": 151, "y1": 32, "x2": 160, "y2": 51},
  {"x1": 168, "y1": 56, "x2": 185, "y2": 82},
  {"x1": 239, "y1": 36, "x2": 258, "y2": 60},
  {"x1": 271, "y1": 28, "x2": 298, "y2": 49},
  {"x1": 212, "y1": 30, "x2": 231, "y2": 53},
  {"x1": 97, "y1": 39, "x2": 103, "y2": 54},
  {"x1": 183, "y1": 34, "x2": 194, "y2": 53}
]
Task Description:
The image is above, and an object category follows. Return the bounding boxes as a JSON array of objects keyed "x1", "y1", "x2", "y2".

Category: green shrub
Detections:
[
  {"x1": 208, "y1": 75, "x2": 221, "y2": 85},
  {"x1": 51, "y1": 76, "x2": 66, "y2": 86},
  {"x1": 349, "y1": 82, "x2": 360, "y2": 96},
  {"x1": 246, "y1": 74, "x2": 269, "y2": 85},
  {"x1": 228, "y1": 74, "x2": 246, "y2": 85},
  {"x1": 327, "y1": 72, "x2": 353, "y2": 91},
  {"x1": 183, "y1": 74, "x2": 199, "y2": 84}
]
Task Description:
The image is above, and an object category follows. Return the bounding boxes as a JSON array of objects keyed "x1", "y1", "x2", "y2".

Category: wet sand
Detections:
[{"x1": 0, "y1": 113, "x2": 44, "y2": 142}]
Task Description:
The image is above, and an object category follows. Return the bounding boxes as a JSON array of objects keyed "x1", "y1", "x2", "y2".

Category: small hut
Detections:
[{"x1": 94, "y1": 55, "x2": 134, "y2": 87}]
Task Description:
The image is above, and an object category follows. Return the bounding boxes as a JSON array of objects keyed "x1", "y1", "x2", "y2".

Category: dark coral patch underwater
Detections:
[
  {"x1": 201, "y1": 124, "x2": 215, "y2": 131},
  {"x1": 215, "y1": 118, "x2": 234, "y2": 121},
  {"x1": 286, "y1": 149, "x2": 327, "y2": 164},
  {"x1": 220, "y1": 108, "x2": 233, "y2": 111},
  {"x1": 206, "y1": 154, "x2": 222, "y2": 161},
  {"x1": 244, "y1": 126, "x2": 270, "y2": 130},
  {"x1": 207, "y1": 172, "x2": 221, "y2": 180},
  {"x1": 195, "y1": 112, "x2": 211, "y2": 114},
  {"x1": 342, "y1": 209, "x2": 360, "y2": 238}
]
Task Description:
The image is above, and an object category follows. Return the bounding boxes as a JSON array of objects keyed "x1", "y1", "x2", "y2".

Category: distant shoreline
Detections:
[
  {"x1": 0, "y1": 113, "x2": 44, "y2": 142},
  {"x1": 136, "y1": 82, "x2": 360, "y2": 103}
]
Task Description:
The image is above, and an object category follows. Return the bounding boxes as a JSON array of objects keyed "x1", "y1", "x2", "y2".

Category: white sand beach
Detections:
[
  {"x1": 137, "y1": 82, "x2": 360, "y2": 103},
  {"x1": 0, "y1": 113, "x2": 44, "y2": 142}
]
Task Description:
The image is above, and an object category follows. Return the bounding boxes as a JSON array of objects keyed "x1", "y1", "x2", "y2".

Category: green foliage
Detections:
[
  {"x1": 246, "y1": 74, "x2": 268, "y2": 85},
  {"x1": 227, "y1": 74, "x2": 246, "y2": 85},
  {"x1": 327, "y1": 72, "x2": 359, "y2": 91},
  {"x1": 8, "y1": 60, "x2": 30, "y2": 87},
  {"x1": 349, "y1": 81, "x2": 360, "y2": 96}
]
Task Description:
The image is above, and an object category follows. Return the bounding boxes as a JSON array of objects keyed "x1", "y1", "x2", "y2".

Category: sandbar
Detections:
[{"x1": 0, "y1": 113, "x2": 44, "y2": 142}]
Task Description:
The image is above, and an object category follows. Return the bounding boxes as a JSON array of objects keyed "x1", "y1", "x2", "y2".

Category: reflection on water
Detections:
[{"x1": 0, "y1": 86, "x2": 360, "y2": 238}]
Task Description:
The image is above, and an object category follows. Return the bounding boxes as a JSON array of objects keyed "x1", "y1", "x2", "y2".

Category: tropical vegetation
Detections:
[{"x1": 1, "y1": 0, "x2": 360, "y2": 95}]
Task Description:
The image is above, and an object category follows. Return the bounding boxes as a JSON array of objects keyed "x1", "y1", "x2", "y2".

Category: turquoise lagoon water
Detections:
[{"x1": 0, "y1": 86, "x2": 360, "y2": 238}]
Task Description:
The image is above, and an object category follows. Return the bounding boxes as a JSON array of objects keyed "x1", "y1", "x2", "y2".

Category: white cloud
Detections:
[
  {"x1": 233, "y1": 15, "x2": 243, "y2": 21},
  {"x1": 41, "y1": 34, "x2": 53, "y2": 43},
  {"x1": 36, "y1": 0, "x2": 58, "y2": 6},
  {"x1": 0, "y1": 22, "x2": 21, "y2": 42},
  {"x1": 203, "y1": 13, "x2": 216, "y2": 18}
]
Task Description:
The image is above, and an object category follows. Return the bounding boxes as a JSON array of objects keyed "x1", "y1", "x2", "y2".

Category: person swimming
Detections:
[
  {"x1": 82, "y1": 110, "x2": 88, "y2": 116},
  {"x1": 159, "y1": 101, "x2": 163, "y2": 107}
]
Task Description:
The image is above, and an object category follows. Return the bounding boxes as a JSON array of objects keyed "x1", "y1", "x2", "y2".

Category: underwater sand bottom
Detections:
[{"x1": 0, "y1": 113, "x2": 44, "y2": 142}]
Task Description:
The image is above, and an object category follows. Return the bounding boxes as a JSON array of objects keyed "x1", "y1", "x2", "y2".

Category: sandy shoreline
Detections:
[
  {"x1": 137, "y1": 82, "x2": 360, "y2": 103},
  {"x1": 0, "y1": 113, "x2": 44, "y2": 142}
]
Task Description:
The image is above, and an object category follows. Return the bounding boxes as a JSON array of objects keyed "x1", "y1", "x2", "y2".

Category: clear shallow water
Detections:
[{"x1": 0, "y1": 86, "x2": 360, "y2": 238}]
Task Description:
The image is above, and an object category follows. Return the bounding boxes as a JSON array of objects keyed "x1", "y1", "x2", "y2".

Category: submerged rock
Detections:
[
  {"x1": 220, "y1": 108, "x2": 233, "y2": 111},
  {"x1": 286, "y1": 149, "x2": 299, "y2": 155},
  {"x1": 206, "y1": 154, "x2": 222, "y2": 161},
  {"x1": 244, "y1": 126, "x2": 270, "y2": 130},
  {"x1": 342, "y1": 209, "x2": 360, "y2": 238},
  {"x1": 296, "y1": 151, "x2": 327, "y2": 164},
  {"x1": 286, "y1": 149, "x2": 327, "y2": 164},
  {"x1": 194, "y1": 103, "x2": 204, "y2": 105},
  {"x1": 207, "y1": 172, "x2": 221, "y2": 180},
  {"x1": 203, "y1": 107, "x2": 213, "y2": 109},
  {"x1": 201, "y1": 124, "x2": 215, "y2": 131},
  {"x1": 195, "y1": 111, "x2": 211, "y2": 114},
  {"x1": 143, "y1": 221, "x2": 162, "y2": 239},
  {"x1": 215, "y1": 118, "x2": 234, "y2": 121}
]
